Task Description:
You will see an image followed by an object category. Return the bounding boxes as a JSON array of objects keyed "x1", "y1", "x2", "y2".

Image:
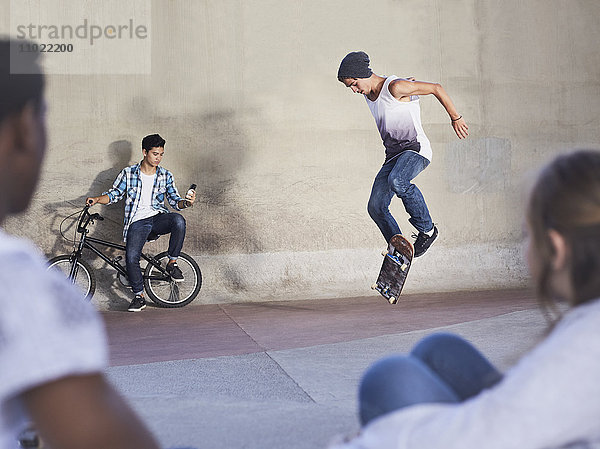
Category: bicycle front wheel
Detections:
[
  {"x1": 47, "y1": 255, "x2": 96, "y2": 300},
  {"x1": 144, "y1": 251, "x2": 202, "y2": 308}
]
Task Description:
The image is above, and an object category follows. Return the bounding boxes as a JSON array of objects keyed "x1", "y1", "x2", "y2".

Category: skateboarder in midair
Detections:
[{"x1": 338, "y1": 51, "x2": 468, "y2": 257}]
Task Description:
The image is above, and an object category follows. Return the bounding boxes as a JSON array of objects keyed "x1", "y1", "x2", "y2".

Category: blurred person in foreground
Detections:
[
  {"x1": 0, "y1": 38, "x2": 160, "y2": 449},
  {"x1": 330, "y1": 149, "x2": 600, "y2": 448}
]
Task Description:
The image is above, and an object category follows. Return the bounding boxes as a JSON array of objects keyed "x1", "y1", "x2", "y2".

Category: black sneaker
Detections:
[
  {"x1": 413, "y1": 226, "x2": 438, "y2": 257},
  {"x1": 166, "y1": 262, "x2": 184, "y2": 282},
  {"x1": 128, "y1": 294, "x2": 146, "y2": 312}
]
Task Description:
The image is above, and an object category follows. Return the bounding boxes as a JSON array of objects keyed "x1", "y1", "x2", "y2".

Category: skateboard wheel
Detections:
[
  {"x1": 388, "y1": 296, "x2": 397, "y2": 304},
  {"x1": 401, "y1": 264, "x2": 408, "y2": 271},
  {"x1": 381, "y1": 250, "x2": 388, "y2": 256},
  {"x1": 371, "y1": 283, "x2": 378, "y2": 290}
]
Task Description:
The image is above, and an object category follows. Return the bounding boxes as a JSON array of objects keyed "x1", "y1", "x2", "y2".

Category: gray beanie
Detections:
[{"x1": 337, "y1": 51, "x2": 372, "y2": 79}]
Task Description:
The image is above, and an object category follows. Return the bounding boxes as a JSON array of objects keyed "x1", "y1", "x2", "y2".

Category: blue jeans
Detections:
[
  {"x1": 125, "y1": 212, "x2": 186, "y2": 295},
  {"x1": 358, "y1": 333, "x2": 503, "y2": 425},
  {"x1": 367, "y1": 151, "x2": 432, "y2": 242}
]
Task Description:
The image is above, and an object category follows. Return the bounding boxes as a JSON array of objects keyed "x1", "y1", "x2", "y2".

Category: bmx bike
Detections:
[{"x1": 48, "y1": 206, "x2": 202, "y2": 307}]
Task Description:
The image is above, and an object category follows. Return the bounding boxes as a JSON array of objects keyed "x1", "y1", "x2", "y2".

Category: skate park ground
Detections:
[{"x1": 103, "y1": 287, "x2": 546, "y2": 449}]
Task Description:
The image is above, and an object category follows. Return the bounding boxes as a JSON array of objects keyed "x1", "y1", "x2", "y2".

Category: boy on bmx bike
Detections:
[{"x1": 87, "y1": 133, "x2": 195, "y2": 312}]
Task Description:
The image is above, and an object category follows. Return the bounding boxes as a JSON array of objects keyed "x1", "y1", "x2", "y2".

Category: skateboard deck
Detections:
[{"x1": 372, "y1": 234, "x2": 414, "y2": 304}]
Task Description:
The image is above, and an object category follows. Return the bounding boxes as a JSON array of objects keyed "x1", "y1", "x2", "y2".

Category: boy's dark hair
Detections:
[
  {"x1": 142, "y1": 134, "x2": 166, "y2": 151},
  {"x1": 0, "y1": 39, "x2": 45, "y2": 122}
]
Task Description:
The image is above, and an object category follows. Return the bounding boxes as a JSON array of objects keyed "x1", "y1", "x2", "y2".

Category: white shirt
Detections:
[
  {"x1": 330, "y1": 298, "x2": 600, "y2": 449},
  {"x1": 131, "y1": 171, "x2": 160, "y2": 224},
  {"x1": 0, "y1": 230, "x2": 107, "y2": 449}
]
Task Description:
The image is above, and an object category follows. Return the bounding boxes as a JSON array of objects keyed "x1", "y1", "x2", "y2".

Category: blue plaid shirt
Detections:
[{"x1": 103, "y1": 163, "x2": 184, "y2": 241}]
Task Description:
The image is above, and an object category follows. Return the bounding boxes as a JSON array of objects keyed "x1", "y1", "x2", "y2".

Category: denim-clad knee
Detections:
[
  {"x1": 390, "y1": 177, "x2": 415, "y2": 198},
  {"x1": 388, "y1": 152, "x2": 429, "y2": 198},
  {"x1": 367, "y1": 195, "x2": 388, "y2": 220},
  {"x1": 359, "y1": 354, "x2": 460, "y2": 425},
  {"x1": 171, "y1": 213, "x2": 186, "y2": 233},
  {"x1": 358, "y1": 333, "x2": 503, "y2": 425},
  {"x1": 411, "y1": 333, "x2": 503, "y2": 400}
]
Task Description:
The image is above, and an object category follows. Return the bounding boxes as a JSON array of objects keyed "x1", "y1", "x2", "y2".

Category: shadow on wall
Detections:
[
  {"x1": 163, "y1": 109, "x2": 264, "y2": 256},
  {"x1": 143, "y1": 108, "x2": 267, "y2": 297},
  {"x1": 45, "y1": 140, "x2": 132, "y2": 249},
  {"x1": 44, "y1": 140, "x2": 134, "y2": 309}
]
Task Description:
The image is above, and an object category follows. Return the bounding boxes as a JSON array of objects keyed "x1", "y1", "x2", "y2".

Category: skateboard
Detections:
[{"x1": 371, "y1": 234, "x2": 414, "y2": 304}]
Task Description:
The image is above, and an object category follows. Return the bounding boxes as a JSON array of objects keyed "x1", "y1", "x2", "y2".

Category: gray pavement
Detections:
[{"x1": 104, "y1": 292, "x2": 547, "y2": 449}]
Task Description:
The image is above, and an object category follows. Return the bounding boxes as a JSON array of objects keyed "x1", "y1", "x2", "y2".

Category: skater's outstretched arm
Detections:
[{"x1": 389, "y1": 79, "x2": 469, "y2": 139}]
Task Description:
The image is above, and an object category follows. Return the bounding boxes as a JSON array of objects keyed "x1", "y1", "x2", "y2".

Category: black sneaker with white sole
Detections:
[
  {"x1": 166, "y1": 262, "x2": 184, "y2": 282},
  {"x1": 128, "y1": 294, "x2": 146, "y2": 312},
  {"x1": 413, "y1": 225, "x2": 438, "y2": 257}
]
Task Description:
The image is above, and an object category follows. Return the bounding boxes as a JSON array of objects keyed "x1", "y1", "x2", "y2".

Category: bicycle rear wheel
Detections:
[
  {"x1": 144, "y1": 251, "x2": 202, "y2": 308},
  {"x1": 47, "y1": 255, "x2": 96, "y2": 300}
]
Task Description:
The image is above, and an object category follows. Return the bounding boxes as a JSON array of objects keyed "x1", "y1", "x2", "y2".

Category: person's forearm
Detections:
[
  {"x1": 84, "y1": 385, "x2": 161, "y2": 449},
  {"x1": 432, "y1": 84, "x2": 461, "y2": 120},
  {"x1": 391, "y1": 80, "x2": 461, "y2": 118},
  {"x1": 433, "y1": 84, "x2": 469, "y2": 139},
  {"x1": 391, "y1": 79, "x2": 467, "y2": 138},
  {"x1": 87, "y1": 194, "x2": 110, "y2": 205},
  {"x1": 177, "y1": 199, "x2": 192, "y2": 209},
  {"x1": 24, "y1": 375, "x2": 161, "y2": 449},
  {"x1": 96, "y1": 195, "x2": 110, "y2": 204}
]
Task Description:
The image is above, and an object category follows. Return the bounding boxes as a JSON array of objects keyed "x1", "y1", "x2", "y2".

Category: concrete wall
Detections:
[{"x1": 2, "y1": 0, "x2": 600, "y2": 309}]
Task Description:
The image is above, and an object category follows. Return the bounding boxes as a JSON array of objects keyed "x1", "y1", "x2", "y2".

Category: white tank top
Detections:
[{"x1": 366, "y1": 76, "x2": 432, "y2": 163}]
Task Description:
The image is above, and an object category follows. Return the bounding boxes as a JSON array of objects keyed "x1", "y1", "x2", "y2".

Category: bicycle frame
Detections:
[
  {"x1": 68, "y1": 207, "x2": 169, "y2": 283},
  {"x1": 52, "y1": 205, "x2": 202, "y2": 308}
]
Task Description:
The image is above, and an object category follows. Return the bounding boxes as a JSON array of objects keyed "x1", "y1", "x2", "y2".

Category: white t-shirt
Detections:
[
  {"x1": 131, "y1": 171, "x2": 160, "y2": 224},
  {"x1": 0, "y1": 230, "x2": 107, "y2": 449},
  {"x1": 330, "y1": 298, "x2": 600, "y2": 449}
]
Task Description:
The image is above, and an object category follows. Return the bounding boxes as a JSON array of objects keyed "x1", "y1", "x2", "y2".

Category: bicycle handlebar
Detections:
[{"x1": 77, "y1": 205, "x2": 104, "y2": 233}]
